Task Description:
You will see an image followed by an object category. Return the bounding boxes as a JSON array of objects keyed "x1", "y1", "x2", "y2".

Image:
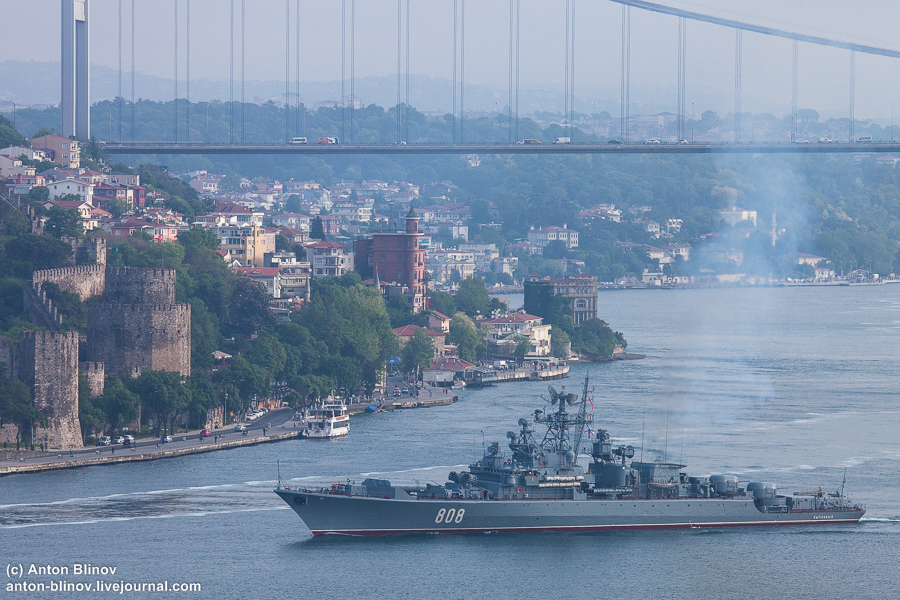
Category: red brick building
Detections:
[{"x1": 356, "y1": 208, "x2": 426, "y2": 312}]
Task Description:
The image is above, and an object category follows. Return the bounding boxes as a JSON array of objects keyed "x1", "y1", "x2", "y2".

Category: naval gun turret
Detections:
[{"x1": 587, "y1": 429, "x2": 637, "y2": 491}]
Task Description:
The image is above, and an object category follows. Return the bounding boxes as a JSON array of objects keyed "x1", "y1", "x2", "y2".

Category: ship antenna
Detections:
[
  {"x1": 664, "y1": 407, "x2": 669, "y2": 463},
  {"x1": 680, "y1": 428, "x2": 684, "y2": 465},
  {"x1": 277, "y1": 459, "x2": 283, "y2": 490},
  {"x1": 839, "y1": 468, "x2": 847, "y2": 497},
  {"x1": 481, "y1": 430, "x2": 486, "y2": 455},
  {"x1": 639, "y1": 402, "x2": 645, "y2": 466}
]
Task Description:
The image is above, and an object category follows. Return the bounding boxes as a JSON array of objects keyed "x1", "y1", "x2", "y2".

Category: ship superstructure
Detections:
[{"x1": 276, "y1": 377, "x2": 864, "y2": 535}]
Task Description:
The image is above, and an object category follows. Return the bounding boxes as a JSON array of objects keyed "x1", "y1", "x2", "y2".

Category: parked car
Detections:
[
  {"x1": 97, "y1": 436, "x2": 111, "y2": 446},
  {"x1": 234, "y1": 424, "x2": 247, "y2": 432},
  {"x1": 122, "y1": 435, "x2": 135, "y2": 447},
  {"x1": 113, "y1": 436, "x2": 125, "y2": 444},
  {"x1": 200, "y1": 429, "x2": 212, "y2": 437},
  {"x1": 161, "y1": 435, "x2": 173, "y2": 443}
]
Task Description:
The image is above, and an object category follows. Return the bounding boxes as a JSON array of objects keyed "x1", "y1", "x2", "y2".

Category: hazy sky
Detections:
[{"x1": 5, "y1": 0, "x2": 900, "y2": 118}]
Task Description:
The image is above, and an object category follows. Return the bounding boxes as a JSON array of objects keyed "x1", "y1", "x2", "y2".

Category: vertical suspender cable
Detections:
[
  {"x1": 397, "y1": 0, "x2": 402, "y2": 143},
  {"x1": 792, "y1": 40, "x2": 798, "y2": 143},
  {"x1": 460, "y1": 0, "x2": 465, "y2": 143},
  {"x1": 405, "y1": 0, "x2": 410, "y2": 142},
  {"x1": 230, "y1": 0, "x2": 234, "y2": 144},
  {"x1": 174, "y1": 0, "x2": 178, "y2": 144},
  {"x1": 508, "y1": 0, "x2": 513, "y2": 144},
  {"x1": 565, "y1": 0, "x2": 569, "y2": 141},
  {"x1": 851, "y1": 54, "x2": 857, "y2": 144},
  {"x1": 681, "y1": 18, "x2": 685, "y2": 142},
  {"x1": 516, "y1": 0, "x2": 519, "y2": 143},
  {"x1": 286, "y1": 0, "x2": 290, "y2": 143},
  {"x1": 118, "y1": 0, "x2": 122, "y2": 142},
  {"x1": 734, "y1": 29, "x2": 741, "y2": 143},
  {"x1": 187, "y1": 0, "x2": 190, "y2": 142},
  {"x1": 571, "y1": 0, "x2": 575, "y2": 141},
  {"x1": 297, "y1": 0, "x2": 306, "y2": 136},
  {"x1": 351, "y1": 0, "x2": 355, "y2": 144},
  {"x1": 241, "y1": 0, "x2": 245, "y2": 145},
  {"x1": 453, "y1": 0, "x2": 457, "y2": 144},
  {"x1": 620, "y1": 6, "x2": 626, "y2": 141},
  {"x1": 677, "y1": 18, "x2": 682, "y2": 140},
  {"x1": 625, "y1": 7, "x2": 631, "y2": 143},
  {"x1": 131, "y1": 0, "x2": 135, "y2": 141},
  {"x1": 341, "y1": 0, "x2": 345, "y2": 143}
]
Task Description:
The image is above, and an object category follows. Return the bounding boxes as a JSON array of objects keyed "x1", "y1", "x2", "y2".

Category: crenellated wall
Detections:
[
  {"x1": 87, "y1": 303, "x2": 191, "y2": 377},
  {"x1": 104, "y1": 268, "x2": 176, "y2": 305},
  {"x1": 23, "y1": 283, "x2": 65, "y2": 332},
  {"x1": 32, "y1": 265, "x2": 106, "y2": 301},
  {"x1": 12, "y1": 331, "x2": 83, "y2": 449}
]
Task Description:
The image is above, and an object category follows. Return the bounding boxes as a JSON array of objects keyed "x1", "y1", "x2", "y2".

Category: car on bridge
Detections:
[
  {"x1": 288, "y1": 137, "x2": 308, "y2": 145},
  {"x1": 318, "y1": 137, "x2": 339, "y2": 145},
  {"x1": 517, "y1": 138, "x2": 541, "y2": 144}
]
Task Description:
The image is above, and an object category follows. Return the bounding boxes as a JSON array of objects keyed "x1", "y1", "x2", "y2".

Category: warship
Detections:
[{"x1": 275, "y1": 377, "x2": 865, "y2": 536}]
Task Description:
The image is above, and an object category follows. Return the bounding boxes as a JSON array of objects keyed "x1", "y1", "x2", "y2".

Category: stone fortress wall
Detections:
[
  {"x1": 8, "y1": 235, "x2": 191, "y2": 449},
  {"x1": 11, "y1": 331, "x2": 82, "y2": 449},
  {"x1": 87, "y1": 302, "x2": 191, "y2": 377},
  {"x1": 104, "y1": 267, "x2": 176, "y2": 305}
]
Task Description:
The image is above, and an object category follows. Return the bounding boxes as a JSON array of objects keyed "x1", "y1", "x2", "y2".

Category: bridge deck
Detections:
[{"x1": 100, "y1": 143, "x2": 900, "y2": 155}]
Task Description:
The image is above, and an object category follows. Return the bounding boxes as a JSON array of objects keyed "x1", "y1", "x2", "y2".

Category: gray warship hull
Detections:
[{"x1": 275, "y1": 489, "x2": 864, "y2": 536}]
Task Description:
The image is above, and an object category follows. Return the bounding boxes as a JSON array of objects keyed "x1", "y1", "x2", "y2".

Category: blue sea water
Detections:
[{"x1": 1, "y1": 286, "x2": 899, "y2": 599}]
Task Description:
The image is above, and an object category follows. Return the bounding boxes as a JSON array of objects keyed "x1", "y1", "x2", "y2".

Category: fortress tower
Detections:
[{"x1": 87, "y1": 268, "x2": 191, "y2": 377}]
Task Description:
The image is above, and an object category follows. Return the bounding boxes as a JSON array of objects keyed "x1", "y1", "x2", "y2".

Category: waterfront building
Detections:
[{"x1": 524, "y1": 274, "x2": 598, "y2": 326}]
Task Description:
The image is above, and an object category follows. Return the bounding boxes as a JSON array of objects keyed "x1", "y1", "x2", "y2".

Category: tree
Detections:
[
  {"x1": 127, "y1": 370, "x2": 189, "y2": 435},
  {"x1": 28, "y1": 186, "x2": 49, "y2": 204},
  {"x1": 455, "y1": 276, "x2": 491, "y2": 318},
  {"x1": 227, "y1": 277, "x2": 276, "y2": 336},
  {"x1": 45, "y1": 205, "x2": 84, "y2": 238},
  {"x1": 401, "y1": 329, "x2": 435, "y2": 377},
  {"x1": 570, "y1": 318, "x2": 626, "y2": 359},
  {"x1": 0, "y1": 115, "x2": 27, "y2": 148},
  {"x1": 284, "y1": 194, "x2": 303, "y2": 213},
  {"x1": 513, "y1": 336, "x2": 531, "y2": 365},
  {"x1": 98, "y1": 376, "x2": 140, "y2": 434},
  {"x1": 246, "y1": 335, "x2": 288, "y2": 378},
  {"x1": 447, "y1": 312, "x2": 484, "y2": 363},
  {"x1": 550, "y1": 326, "x2": 571, "y2": 359},
  {"x1": 78, "y1": 372, "x2": 106, "y2": 443},
  {"x1": 428, "y1": 290, "x2": 456, "y2": 317},
  {"x1": 213, "y1": 355, "x2": 271, "y2": 413},
  {"x1": 0, "y1": 363, "x2": 46, "y2": 449},
  {"x1": 310, "y1": 215, "x2": 326, "y2": 240},
  {"x1": 542, "y1": 240, "x2": 568, "y2": 259}
]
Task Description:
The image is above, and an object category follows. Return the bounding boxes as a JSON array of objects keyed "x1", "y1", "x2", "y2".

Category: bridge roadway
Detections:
[{"x1": 100, "y1": 142, "x2": 900, "y2": 156}]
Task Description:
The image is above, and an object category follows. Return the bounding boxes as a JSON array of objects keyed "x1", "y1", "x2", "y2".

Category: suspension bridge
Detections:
[{"x1": 55, "y1": 0, "x2": 900, "y2": 155}]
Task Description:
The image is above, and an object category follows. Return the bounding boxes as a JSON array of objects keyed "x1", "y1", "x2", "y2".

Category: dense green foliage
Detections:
[
  {"x1": 400, "y1": 329, "x2": 435, "y2": 376},
  {"x1": 569, "y1": 319, "x2": 627, "y2": 359}
]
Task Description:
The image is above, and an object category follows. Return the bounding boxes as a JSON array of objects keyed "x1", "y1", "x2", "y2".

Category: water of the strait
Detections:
[{"x1": 2, "y1": 286, "x2": 898, "y2": 599}]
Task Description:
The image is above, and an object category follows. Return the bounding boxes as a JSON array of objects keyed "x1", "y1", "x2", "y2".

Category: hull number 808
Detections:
[{"x1": 435, "y1": 508, "x2": 465, "y2": 524}]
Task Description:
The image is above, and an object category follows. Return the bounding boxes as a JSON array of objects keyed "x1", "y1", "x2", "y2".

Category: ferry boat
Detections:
[{"x1": 302, "y1": 396, "x2": 350, "y2": 439}]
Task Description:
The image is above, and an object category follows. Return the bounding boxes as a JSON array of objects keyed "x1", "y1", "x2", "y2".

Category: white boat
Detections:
[{"x1": 302, "y1": 396, "x2": 350, "y2": 439}]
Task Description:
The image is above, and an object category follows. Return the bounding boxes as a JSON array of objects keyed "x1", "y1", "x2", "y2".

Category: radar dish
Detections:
[
  {"x1": 518, "y1": 418, "x2": 528, "y2": 426},
  {"x1": 507, "y1": 431, "x2": 516, "y2": 440},
  {"x1": 624, "y1": 445, "x2": 635, "y2": 458},
  {"x1": 548, "y1": 385, "x2": 560, "y2": 405}
]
